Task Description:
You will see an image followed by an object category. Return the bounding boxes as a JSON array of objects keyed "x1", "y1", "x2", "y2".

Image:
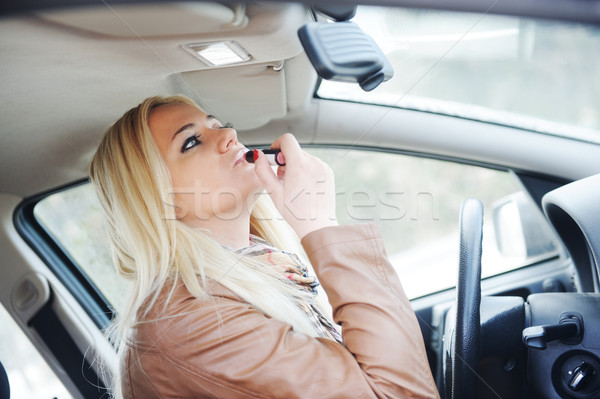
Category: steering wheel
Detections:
[{"x1": 448, "y1": 198, "x2": 484, "y2": 399}]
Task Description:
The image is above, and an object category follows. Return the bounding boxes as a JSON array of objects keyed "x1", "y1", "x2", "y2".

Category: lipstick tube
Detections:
[{"x1": 245, "y1": 149, "x2": 286, "y2": 166}]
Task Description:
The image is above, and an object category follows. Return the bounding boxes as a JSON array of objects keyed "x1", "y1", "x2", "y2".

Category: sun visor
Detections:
[
  {"x1": 175, "y1": 62, "x2": 287, "y2": 131},
  {"x1": 298, "y1": 22, "x2": 393, "y2": 92},
  {"x1": 37, "y1": 2, "x2": 247, "y2": 37}
]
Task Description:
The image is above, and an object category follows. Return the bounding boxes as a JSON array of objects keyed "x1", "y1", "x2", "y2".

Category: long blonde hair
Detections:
[{"x1": 89, "y1": 95, "x2": 324, "y2": 397}]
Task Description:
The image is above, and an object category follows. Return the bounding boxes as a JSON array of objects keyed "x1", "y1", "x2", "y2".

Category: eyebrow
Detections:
[{"x1": 170, "y1": 115, "x2": 218, "y2": 142}]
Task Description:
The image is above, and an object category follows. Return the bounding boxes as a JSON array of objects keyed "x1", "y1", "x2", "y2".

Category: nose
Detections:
[{"x1": 216, "y1": 127, "x2": 238, "y2": 153}]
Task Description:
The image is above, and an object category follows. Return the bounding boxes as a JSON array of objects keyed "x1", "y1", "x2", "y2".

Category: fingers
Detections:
[
  {"x1": 253, "y1": 133, "x2": 338, "y2": 238},
  {"x1": 269, "y1": 133, "x2": 303, "y2": 164},
  {"x1": 276, "y1": 165, "x2": 285, "y2": 181},
  {"x1": 253, "y1": 149, "x2": 281, "y2": 194}
]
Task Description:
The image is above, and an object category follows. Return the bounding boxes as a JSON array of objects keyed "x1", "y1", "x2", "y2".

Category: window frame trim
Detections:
[{"x1": 13, "y1": 178, "x2": 113, "y2": 330}]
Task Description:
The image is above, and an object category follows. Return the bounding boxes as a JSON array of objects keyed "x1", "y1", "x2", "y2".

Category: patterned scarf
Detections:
[{"x1": 234, "y1": 235, "x2": 342, "y2": 343}]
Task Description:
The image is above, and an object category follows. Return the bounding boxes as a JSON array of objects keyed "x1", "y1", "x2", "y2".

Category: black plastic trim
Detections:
[
  {"x1": 28, "y1": 289, "x2": 109, "y2": 398},
  {"x1": 0, "y1": 358, "x2": 9, "y2": 399},
  {"x1": 13, "y1": 179, "x2": 114, "y2": 330},
  {"x1": 544, "y1": 203, "x2": 598, "y2": 293},
  {"x1": 516, "y1": 172, "x2": 571, "y2": 210}
]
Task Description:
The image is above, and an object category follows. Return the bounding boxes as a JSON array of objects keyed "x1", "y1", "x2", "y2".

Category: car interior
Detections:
[{"x1": 1, "y1": 0, "x2": 600, "y2": 398}]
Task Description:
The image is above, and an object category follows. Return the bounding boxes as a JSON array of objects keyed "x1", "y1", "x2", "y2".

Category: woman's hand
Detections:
[{"x1": 253, "y1": 134, "x2": 338, "y2": 239}]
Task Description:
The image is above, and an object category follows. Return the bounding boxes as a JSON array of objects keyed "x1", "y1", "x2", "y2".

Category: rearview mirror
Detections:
[{"x1": 298, "y1": 22, "x2": 394, "y2": 91}]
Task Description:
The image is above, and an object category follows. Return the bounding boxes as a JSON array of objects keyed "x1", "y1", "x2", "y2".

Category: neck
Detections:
[{"x1": 186, "y1": 209, "x2": 252, "y2": 250}]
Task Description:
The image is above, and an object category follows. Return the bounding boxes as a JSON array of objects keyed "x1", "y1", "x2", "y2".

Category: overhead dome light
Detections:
[{"x1": 182, "y1": 41, "x2": 251, "y2": 66}]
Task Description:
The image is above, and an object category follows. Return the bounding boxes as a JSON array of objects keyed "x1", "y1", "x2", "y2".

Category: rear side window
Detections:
[
  {"x1": 34, "y1": 184, "x2": 126, "y2": 307},
  {"x1": 33, "y1": 148, "x2": 559, "y2": 302}
]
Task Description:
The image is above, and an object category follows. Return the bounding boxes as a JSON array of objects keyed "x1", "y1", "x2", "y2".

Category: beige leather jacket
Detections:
[{"x1": 122, "y1": 224, "x2": 440, "y2": 398}]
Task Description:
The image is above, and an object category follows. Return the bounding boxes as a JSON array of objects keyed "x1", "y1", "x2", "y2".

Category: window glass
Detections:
[
  {"x1": 318, "y1": 7, "x2": 600, "y2": 143},
  {"x1": 33, "y1": 149, "x2": 559, "y2": 301},
  {"x1": 305, "y1": 148, "x2": 559, "y2": 298},
  {"x1": 0, "y1": 303, "x2": 71, "y2": 398},
  {"x1": 34, "y1": 184, "x2": 126, "y2": 308}
]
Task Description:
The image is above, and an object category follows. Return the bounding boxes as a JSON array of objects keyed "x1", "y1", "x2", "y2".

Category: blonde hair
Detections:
[{"x1": 89, "y1": 95, "x2": 324, "y2": 397}]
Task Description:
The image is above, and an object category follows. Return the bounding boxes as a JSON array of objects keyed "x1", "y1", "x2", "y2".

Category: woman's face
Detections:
[{"x1": 149, "y1": 103, "x2": 261, "y2": 226}]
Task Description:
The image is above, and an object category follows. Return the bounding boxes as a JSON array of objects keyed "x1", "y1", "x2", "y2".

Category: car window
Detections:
[
  {"x1": 34, "y1": 183, "x2": 126, "y2": 308},
  {"x1": 33, "y1": 148, "x2": 559, "y2": 302},
  {"x1": 305, "y1": 148, "x2": 560, "y2": 298},
  {"x1": 0, "y1": 302, "x2": 71, "y2": 398},
  {"x1": 318, "y1": 7, "x2": 600, "y2": 143}
]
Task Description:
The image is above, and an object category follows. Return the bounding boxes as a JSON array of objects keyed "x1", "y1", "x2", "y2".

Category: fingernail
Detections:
[
  {"x1": 276, "y1": 151, "x2": 285, "y2": 166},
  {"x1": 253, "y1": 149, "x2": 259, "y2": 161}
]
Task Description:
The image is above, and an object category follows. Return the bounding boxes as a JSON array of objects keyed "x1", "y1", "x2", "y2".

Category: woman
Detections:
[{"x1": 89, "y1": 95, "x2": 439, "y2": 398}]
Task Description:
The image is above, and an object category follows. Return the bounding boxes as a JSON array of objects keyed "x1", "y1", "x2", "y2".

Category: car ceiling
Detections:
[
  {"x1": 2, "y1": 0, "x2": 600, "y2": 198},
  {"x1": 0, "y1": 2, "x2": 322, "y2": 196}
]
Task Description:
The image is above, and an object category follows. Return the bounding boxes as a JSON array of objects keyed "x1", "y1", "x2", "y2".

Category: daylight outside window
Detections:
[{"x1": 319, "y1": 7, "x2": 600, "y2": 143}]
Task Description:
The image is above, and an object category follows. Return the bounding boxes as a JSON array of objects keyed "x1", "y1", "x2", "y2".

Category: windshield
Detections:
[{"x1": 318, "y1": 7, "x2": 600, "y2": 143}]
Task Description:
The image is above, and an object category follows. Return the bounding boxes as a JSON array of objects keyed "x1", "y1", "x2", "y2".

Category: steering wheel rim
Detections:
[{"x1": 450, "y1": 198, "x2": 484, "y2": 399}]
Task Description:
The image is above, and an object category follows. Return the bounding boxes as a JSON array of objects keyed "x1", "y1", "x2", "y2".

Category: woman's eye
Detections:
[
  {"x1": 221, "y1": 122, "x2": 233, "y2": 129},
  {"x1": 181, "y1": 135, "x2": 201, "y2": 153}
]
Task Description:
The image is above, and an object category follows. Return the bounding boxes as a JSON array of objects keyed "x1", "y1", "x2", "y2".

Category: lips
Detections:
[{"x1": 233, "y1": 148, "x2": 248, "y2": 167}]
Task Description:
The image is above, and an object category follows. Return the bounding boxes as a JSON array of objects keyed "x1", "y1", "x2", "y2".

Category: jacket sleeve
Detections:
[{"x1": 126, "y1": 223, "x2": 439, "y2": 399}]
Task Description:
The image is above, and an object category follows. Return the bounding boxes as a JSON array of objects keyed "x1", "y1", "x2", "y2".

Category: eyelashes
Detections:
[
  {"x1": 180, "y1": 122, "x2": 233, "y2": 153},
  {"x1": 181, "y1": 135, "x2": 201, "y2": 153}
]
